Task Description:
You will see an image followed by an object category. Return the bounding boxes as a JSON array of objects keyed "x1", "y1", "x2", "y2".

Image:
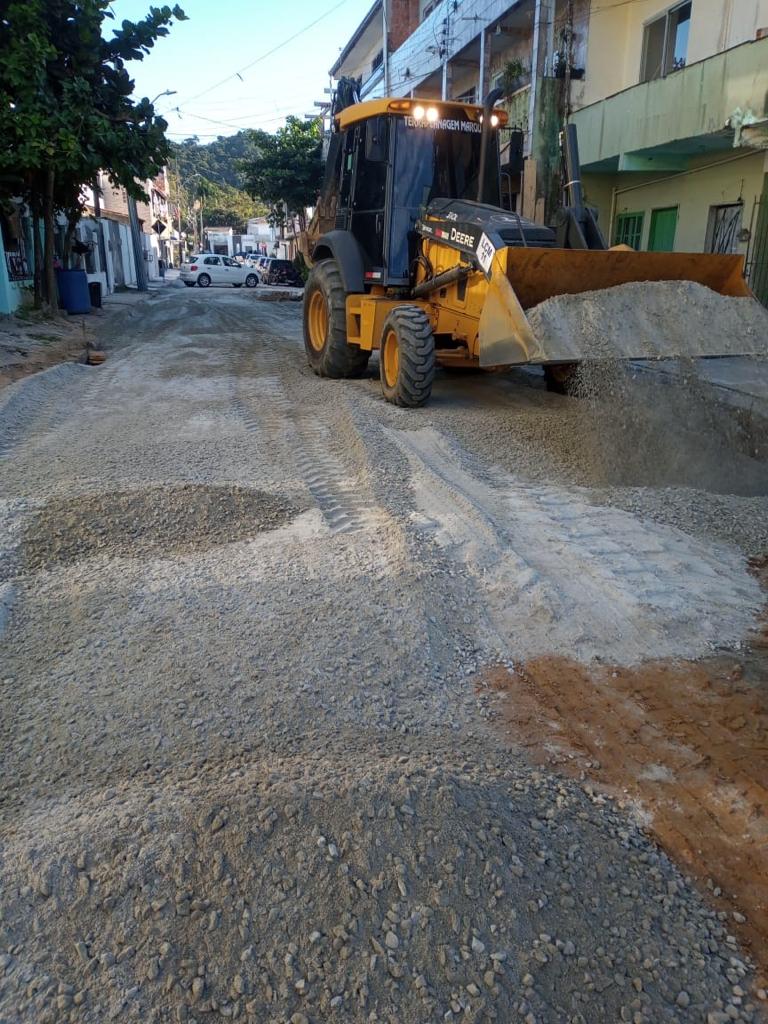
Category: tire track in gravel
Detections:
[
  {"x1": 0, "y1": 363, "x2": 97, "y2": 461},
  {"x1": 231, "y1": 333, "x2": 386, "y2": 536},
  {"x1": 390, "y1": 425, "x2": 764, "y2": 664}
]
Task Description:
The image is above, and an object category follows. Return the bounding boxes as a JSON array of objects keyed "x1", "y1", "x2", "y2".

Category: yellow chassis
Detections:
[{"x1": 344, "y1": 237, "x2": 751, "y2": 368}]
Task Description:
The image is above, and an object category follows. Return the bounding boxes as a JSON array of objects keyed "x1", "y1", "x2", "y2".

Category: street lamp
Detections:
[{"x1": 150, "y1": 89, "x2": 177, "y2": 106}]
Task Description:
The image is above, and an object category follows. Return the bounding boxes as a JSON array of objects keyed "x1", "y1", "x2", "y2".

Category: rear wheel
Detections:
[
  {"x1": 379, "y1": 306, "x2": 435, "y2": 408},
  {"x1": 543, "y1": 363, "x2": 579, "y2": 395},
  {"x1": 303, "y1": 259, "x2": 370, "y2": 378},
  {"x1": 245, "y1": 274, "x2": 258, "y2": 288},
  {"x1": 197, "y1": 273, "x2": 211, "y2": 289}
]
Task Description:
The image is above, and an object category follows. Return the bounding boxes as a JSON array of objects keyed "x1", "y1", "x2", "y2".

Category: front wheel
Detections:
[
  {"x1": 303, "y1": 259, "x2": 369, "y2": 378},
  {"x1": 379, "y1": 306, "x2": 435, "y2": 408},
  {"x1": 197, "y1": 274, "x2": 211, "y2": 289},
  {"x1": 245, "y1": 274, "x2": 258, "y2": 288}
]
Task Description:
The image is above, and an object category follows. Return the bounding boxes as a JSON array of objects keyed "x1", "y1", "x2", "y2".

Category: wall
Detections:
[
  {"x1": 687, "y1": 0, "x2": 768, "y2": 63},
  {"x1": 583, "y1": 149, "x2": 766, "y2": 252},
  {"x1": 0, "y1": 230, "x2": 27, "y2": 315},
  {"x1": 582, "y1": 0, "x2": 768, "y2": 108},
  {"x1": 573, "y1": 36, "x2": 768, "y2": 167}
]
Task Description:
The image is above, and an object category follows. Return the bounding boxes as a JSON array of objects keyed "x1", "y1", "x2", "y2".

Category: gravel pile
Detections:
[
  {"x1": 19, "y1": 485, "x2": 301, "y2": 572},
  {"x1": 526, "y1": 280, "x2": 768, "y2": 361},
  {"x1": 0, "y1": 746, "x2": 759, "y2": 1024}
]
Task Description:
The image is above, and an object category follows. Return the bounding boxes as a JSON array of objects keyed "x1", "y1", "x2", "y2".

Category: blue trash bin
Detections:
[{"x1": 56, "y1": 269, "x2": 91, "y2": 314}]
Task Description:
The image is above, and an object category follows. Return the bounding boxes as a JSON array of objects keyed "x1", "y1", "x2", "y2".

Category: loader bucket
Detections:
[{"x1": 477, "y1": 247, "x2": 768, "y2": 366}]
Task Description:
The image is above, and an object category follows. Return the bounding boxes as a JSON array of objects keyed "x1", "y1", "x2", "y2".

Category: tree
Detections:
[
  {"x1": 170, "y1": 134, "x2": 268, "y2": 235},
  {"x1": 241, "y1": 117, "x2": 323, "y2": 232},
  {"x1": 0, "y1": 0, "x2": 186, "y2": 308}
]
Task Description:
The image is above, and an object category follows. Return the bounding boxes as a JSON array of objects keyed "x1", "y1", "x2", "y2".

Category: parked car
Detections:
[
  {"x1": 180, "y1": 254, "x2": 258, "y2": 288},
  {"x1": 254, "y1": 256, "x2": 272, "y2": 280},
  {"x1": 261, "y1": 258, "x2": 303, "y2": 287}
]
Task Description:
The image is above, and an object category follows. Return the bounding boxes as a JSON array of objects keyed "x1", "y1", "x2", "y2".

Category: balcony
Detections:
[{"x1": 571, "y1": 36, "x2": 768, "y2": 172}]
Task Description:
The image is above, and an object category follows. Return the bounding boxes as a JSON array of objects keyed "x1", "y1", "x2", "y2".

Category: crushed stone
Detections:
[
  {"x1": 0, "y1": 289, "x2": 765, "y2": 1023},
  {"x1": 0, "y1": 746, "x2": 757, "y2": 1024},
  {"x1": 526, "y1": 279, "x2": 768, "y2": 361},
  {"x1": 18, "y1": 485, "x2": 300, "y2": 572}
]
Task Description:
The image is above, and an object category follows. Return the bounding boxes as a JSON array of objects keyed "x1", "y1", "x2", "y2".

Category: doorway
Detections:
[{"x1": 648, "y1": 206, "x2": 678, "y2": 251}]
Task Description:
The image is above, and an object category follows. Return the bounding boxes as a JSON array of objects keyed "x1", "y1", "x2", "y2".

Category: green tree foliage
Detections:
[
  {"x1": 0, "y1": 0, "x2": 186, "y2": 308},
  {"x1": 169, "y1": 134, "x2": 267, "y2": 234},
  {"x1": 241, "y1": 117, "x2": 323, "y2": 232}
]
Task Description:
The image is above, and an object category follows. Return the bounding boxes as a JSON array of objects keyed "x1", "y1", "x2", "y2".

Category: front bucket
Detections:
[
  {"x1": 477, "y1": 248, "x2": 768, "y2": 365},
  {"x1": 507, "y1": 248, "x2": 752, "y2": 309}
]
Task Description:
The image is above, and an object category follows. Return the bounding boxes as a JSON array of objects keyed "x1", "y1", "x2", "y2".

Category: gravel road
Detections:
[{"x1": 1, "y1": 287, "x2": 766, "y2": 1023}]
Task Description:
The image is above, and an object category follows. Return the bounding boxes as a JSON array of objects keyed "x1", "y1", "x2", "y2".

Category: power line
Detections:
[{"x1": 169, "y1": 0, "x2": 354, "y2": 111}]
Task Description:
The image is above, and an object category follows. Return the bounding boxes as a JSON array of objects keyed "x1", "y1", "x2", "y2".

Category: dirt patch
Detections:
[
  {"x1": 482, "y1": 653, "x2": 768, "y2": 977},
  {"x1": 20, "y1": 485, "x2": 301, "y2": 571},
  {"x1": 0, "y1": 316, "x2": 91, "y2": 388}
]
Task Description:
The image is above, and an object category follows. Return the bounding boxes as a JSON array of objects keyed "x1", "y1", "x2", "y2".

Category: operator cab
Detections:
[{"x1": 325, "y1": 99, "x2": 550, "y2": 289}]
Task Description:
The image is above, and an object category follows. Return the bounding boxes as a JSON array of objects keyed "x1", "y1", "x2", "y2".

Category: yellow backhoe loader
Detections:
[{"x1": 302, "y1": 89, "x2": 767, "y2": 406}]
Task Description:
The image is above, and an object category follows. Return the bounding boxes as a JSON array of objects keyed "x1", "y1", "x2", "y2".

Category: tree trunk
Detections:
[
  {"x1": 32, "y1": 196, "x2": 43, "y2": 310},
  {"x1": 62, "y1": 210, "x2": 78, "y2": 270},
  {"x1": 42, "y1": 167, "x2": 58, "y2": 311}
]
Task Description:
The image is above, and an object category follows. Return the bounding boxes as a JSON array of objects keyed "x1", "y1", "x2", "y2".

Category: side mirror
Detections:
[{"x1": 365, "y1": 116, "x2": 388, "y2": 163}]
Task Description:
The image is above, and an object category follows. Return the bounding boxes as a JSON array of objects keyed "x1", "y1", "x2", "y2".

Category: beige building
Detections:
[{"x1": 570, "y1": 1, "x2": 768, "y2": 302}]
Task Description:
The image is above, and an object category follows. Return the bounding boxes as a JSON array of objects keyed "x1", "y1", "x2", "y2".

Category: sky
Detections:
[{"x1": 109, "y1": 0, "x2": 374, "y2": 142}]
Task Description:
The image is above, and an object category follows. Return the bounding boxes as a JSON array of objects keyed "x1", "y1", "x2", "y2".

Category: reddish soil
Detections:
[{"x1": 483, "y1": 644, "x2": 768, "y2": 978}]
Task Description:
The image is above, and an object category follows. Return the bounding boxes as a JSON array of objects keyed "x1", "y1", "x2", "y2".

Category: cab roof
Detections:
[{"x1": 335, "y1": 97, "x2": 508, "y2": 130}]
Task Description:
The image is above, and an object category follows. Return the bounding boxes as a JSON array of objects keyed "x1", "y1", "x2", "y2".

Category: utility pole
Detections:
[
  {"x1": 92, "y1": 171, "x2": 111, "y2": 293},
  {"x1": 441, "y1": 5, "x2": 451, "y2": 101},
  {"x1": 127, "y1": 193, "x2": 148, "y2": 292},
  {"x1": 382, "y1": 1, "x2": 390, "y2": 94}
]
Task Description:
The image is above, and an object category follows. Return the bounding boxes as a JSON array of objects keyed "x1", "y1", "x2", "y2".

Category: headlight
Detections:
[
  {"x1": 490, "y1": 114, "x2": 499, "y2": 127},
  {"x1": 426, "y1": 106, "x2": 439, "y2": 122},
  {"x1": 413, "y1": 104, "x2": 425, "y2": 120}
]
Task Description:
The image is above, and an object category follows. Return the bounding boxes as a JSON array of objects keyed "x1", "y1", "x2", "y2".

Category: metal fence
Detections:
[{"x1": 745, "y1": 190, "x2": 768, "y2": 307}]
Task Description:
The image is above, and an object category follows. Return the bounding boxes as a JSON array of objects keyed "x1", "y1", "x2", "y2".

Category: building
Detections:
[
  {"x1": 0, "y1": 171, "x2": 173, "y2": 314},
  {"x1": 204, "y1": 226, "x2": 235, "y2": 257},
  {"x1": 331, "y1": 1, "x2": 768, "y2": 304},
  {"x1": 570, "y1": 1, "x2": 768, "y2": 303},
  {"x1": 330, "y1": 0, "x2": 590, "y2": 218}
]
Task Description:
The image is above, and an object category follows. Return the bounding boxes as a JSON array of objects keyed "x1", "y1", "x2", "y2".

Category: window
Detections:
[
  {"x1": 614, "y1": 212, "x2": 644, "y2": 249},
  {"x1": 204, "y1": 256, "x2": 220, "y2": 265},
  {"x1": 422, "y1": 0, "x2": 438, "y2": 20},
  {"x1": 354, "y1": 120, "x2": 388, "y2": 211},
  {"x1": 640, "y1": 2, "x2": 691, "y2": 82},
  {"x1": 705, "y1": 203, "x2": 743, "y2": 254}
]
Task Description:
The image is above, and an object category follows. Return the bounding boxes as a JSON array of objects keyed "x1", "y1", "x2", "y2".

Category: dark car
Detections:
[{"x1": 262, "y1": 258, "x2": 303, "y2": 287}]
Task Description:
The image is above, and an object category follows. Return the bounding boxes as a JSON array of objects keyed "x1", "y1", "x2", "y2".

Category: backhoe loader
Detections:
[{"x1": 302, "y1": 89, "x2": 768, "y2": 407}]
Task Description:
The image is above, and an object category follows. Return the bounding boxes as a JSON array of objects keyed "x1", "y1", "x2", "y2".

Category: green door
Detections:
[{"x1": 648, "y1": 207, "x2": 678, "y2": 251}]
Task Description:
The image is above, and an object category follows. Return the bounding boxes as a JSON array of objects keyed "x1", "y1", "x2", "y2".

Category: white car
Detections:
[{"x1": 180, "y1": 254, "x2": 259, "y2": 289}]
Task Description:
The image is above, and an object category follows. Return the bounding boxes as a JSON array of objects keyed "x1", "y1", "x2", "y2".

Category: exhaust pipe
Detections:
[{"x1": 477, "y1": 87, "x2": 504, "y2": 205}]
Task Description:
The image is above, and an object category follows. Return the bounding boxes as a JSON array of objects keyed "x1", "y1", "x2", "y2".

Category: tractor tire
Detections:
[
  {"x1": 303, "y1": 259, "x2": 370, "y2": 378},
  {"x1": 379, "y1": 305, "x2": 435, "y2": 408},
  {"x1": 544, "y1": 363, "x2": 580, "y2": 395},
  {"x1": 197, "y1": 273, "x2": 211, "y2": 289}
]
